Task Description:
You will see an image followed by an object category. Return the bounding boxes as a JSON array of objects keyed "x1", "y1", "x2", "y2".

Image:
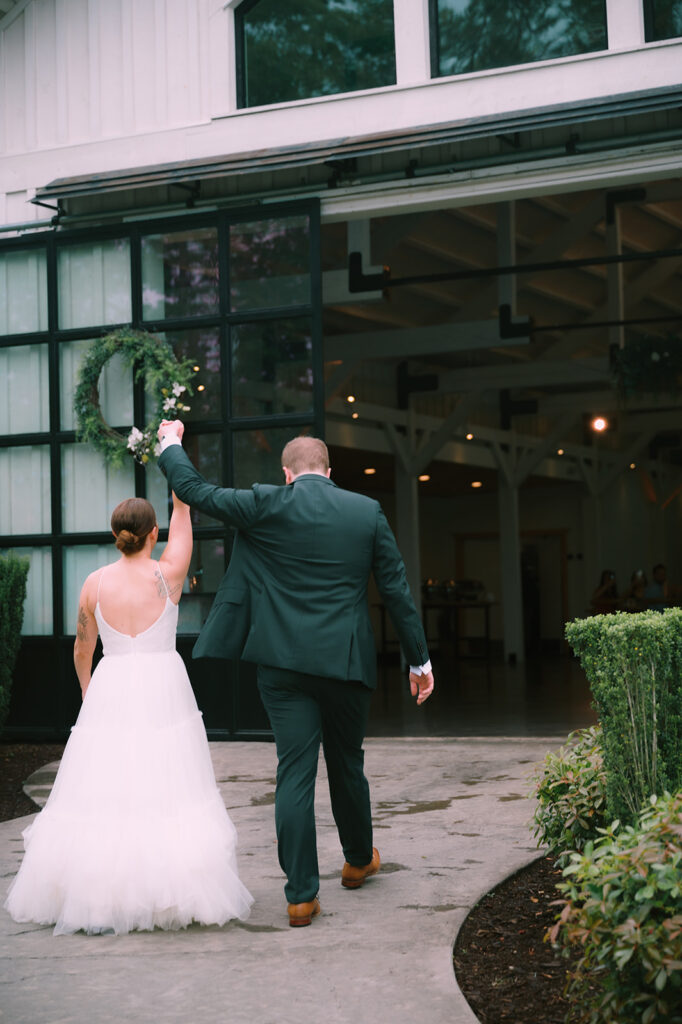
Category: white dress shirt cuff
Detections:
[
  {"x1": 159, "y1": 435, "x2": 183, "y2": 453},
  {"x1": 409, "y1": 660, "x2": 432, "y2": 676}
]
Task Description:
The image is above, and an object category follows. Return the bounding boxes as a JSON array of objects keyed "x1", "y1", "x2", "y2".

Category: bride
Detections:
[{"x1": 4, "y1": 492, "x2": 253, "y2": 935}]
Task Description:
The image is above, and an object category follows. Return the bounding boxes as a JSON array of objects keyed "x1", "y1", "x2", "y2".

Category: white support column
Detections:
[
  {"x1": 498, "y1": 478, "x2": 525, "y2": 664},
  {"x1": 497, "y1": 202, "x2": 516, "y2": 314},
  {"x1": 395, "y1": 460, "x2": 422, "y2": 617},
  {"x1": 606, "y1": 205, "x2": 625, "y2": 351},
  {"x1": 605, "y1": 0, "x2": 645, "y2": 50},
  {"x1": 393, "y1": 0, "x2": 431, "y2": 85}
]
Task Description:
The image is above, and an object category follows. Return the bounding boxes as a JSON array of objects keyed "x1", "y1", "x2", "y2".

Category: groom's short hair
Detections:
[{"x1": 281, "y1": 436, "x2": 329, "y2": 475}]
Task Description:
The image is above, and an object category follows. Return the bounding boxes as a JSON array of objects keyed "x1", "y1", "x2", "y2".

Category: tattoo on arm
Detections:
[
  {"x1": 154, "y1": 570, "x2": 167, "y2": 598},
  {"x1": 77, "y1": 606, "x2": 89, "y2": 643}
]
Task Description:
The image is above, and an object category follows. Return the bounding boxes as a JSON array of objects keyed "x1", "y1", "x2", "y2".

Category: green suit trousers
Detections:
[{"x1": 257, "y1": 665, "x2": 373, "y2": 904}]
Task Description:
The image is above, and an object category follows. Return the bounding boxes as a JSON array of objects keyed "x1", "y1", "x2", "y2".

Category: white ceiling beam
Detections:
[
  {"x1": 409, "y1": 391, "x2": 484, "y2": 474},
  {"x1": 324, "y1": 319, "x2": 528, "y2": 362},
  {"x1": 436, "y1": 357, "x2": 610, "y2": 392},
  {"x1": 514, "y1": 411, "x2": 581, "y2": 484}
]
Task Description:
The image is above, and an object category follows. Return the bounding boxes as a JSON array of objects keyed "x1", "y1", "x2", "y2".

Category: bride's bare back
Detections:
[
  {"x1": 74, "y1": 493, "x2": 193, "y2": 696},
  {"x1": 96, "y1": 559, "x2": 175, "y2": 637}
]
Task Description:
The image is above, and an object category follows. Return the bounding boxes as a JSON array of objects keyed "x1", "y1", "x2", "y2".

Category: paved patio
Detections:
[{"x1": 0, "y1": 736, "x2": 565, "y2": 1024}]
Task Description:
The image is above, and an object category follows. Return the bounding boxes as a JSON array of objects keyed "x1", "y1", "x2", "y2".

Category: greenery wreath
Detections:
[{"x1": 73, "y1": 328, "x2": 195, "y2": 468}]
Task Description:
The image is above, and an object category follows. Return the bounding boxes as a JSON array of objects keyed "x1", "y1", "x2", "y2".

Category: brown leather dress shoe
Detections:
[
  {"x1": 287, "y1": 897, "x2": 321, "y2": 927},
  {"x1": 341, "y1": 847, "x2": 381, "y2": 889}
]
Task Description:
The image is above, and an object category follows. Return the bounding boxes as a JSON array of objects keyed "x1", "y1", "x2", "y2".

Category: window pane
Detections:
[
  {"x1": 0, "y1": 250, "x2": 48, "y2": 335},
  {"x1": 239, "y1": 0, "x2": 395, "y2": 107},
  {"x1": 0, "y1": 344, "x2": 49, "y2": 434},
  {"x1": 230, "y1": 216, "x2": 310, "y2": 311},
  {"x1": 181, "y1": 433, "x2": 224, "y2": 527},
  {"x1": 60, "y1": 339, "x2": 134, "y2": 431},
  {"x1": 61, "y1": 443, "x2": 135, "y2": 533},
  {"x1": 141, "y1": 228, "x2": 219, "y2": 320},
  {"x1": 434, "y1": 0, "x2": 607, "y2": 77},
  {"x1": 231, "y1": 318, "x2": 313, "y2": 418},
  {"x1": 646, "y1": 0, "x2": 682, "y2": 40},
  {"x1": 233, "y1": 425, "x2": 311, "y2": 488},
  {"x1": 180, "y1": 539, "x2": 226, "y2": 634},
  {"x1": 58, "y1": 239, "x2": 132, "y2": 329},
  {"x1": 0, "y1": 548, "x2": 52, "y2": 635},
  {"x1": 147, "y1": 469, "x2": 171, "y2": 530},
  {"x1": 152, "y1": 328, "x2": 222, "y2": 421},
  {"x1": 63, "y1": 545, "x2": 113, "y2": 634},
  {"x1": 0, "y1": 446, "x2": 51, "y2": 534}
]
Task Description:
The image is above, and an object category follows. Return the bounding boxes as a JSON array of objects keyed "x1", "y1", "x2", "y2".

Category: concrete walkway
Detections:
[{"x1": 0, "y1": 737, "x2": 562, "y2": 1024}]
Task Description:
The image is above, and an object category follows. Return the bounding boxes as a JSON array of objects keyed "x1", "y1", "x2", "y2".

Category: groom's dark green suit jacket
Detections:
[{"x1": 159, "y1": 444, "x2": 428, "y2": 690}]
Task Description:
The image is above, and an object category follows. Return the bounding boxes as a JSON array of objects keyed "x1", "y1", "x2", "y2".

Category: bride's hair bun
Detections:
[
  {"x1": 115, "y1": 529, "x2": 139, "y2": 554},
  {"x1": 111, "y1": 498, "x2": 157, "y2": 556}
]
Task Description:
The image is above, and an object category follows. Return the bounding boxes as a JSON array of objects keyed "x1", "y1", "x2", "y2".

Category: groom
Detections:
[{"x1": 157, "y1": 423, "x2": 434, "y2": 926}]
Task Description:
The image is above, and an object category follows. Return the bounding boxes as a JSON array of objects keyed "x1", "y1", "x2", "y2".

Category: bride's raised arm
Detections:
[{"x1": 158, "y1": 491, "x2": 193, "y2": 602}]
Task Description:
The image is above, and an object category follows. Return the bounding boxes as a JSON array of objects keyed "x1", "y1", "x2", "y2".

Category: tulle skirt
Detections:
[{"x1": 4, "y1": 650, "x2": 253, "y2": 935}]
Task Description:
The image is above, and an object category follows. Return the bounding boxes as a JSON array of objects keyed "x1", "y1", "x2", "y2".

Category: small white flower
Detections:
[
  {"x1": 172, "y1": 382, "x2": 186, "y2": 396},
  {"x1": 127, "y1": 427, "x2": 144, "y2": 450},
  {"x1": 163, "y1": 396, "x2": 177, "y2": 411}
]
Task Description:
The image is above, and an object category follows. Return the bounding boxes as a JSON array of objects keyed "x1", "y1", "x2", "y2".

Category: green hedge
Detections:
[
  {"x1": 532, "y1": 725, "x2": 607, "y2": 864},
  {"x1": 565, "y1": 610, "x2": 682, "y2": 826},
  {"x1": 0, "y1": 554, "x2": 30, "y2": 734},
  {"x1": 553, "y1": 792, "x2": 682, "y2": 1024}
]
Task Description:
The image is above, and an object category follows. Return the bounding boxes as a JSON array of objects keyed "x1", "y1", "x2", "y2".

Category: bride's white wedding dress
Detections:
[{"x1": 4, "y1": 573, "x2": 253, "y2": 935}]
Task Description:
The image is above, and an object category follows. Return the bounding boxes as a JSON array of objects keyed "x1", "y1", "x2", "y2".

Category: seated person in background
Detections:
[
  {"x1": 644, "y1": 563, "x2": 676, "y2": 609},
  {"x1": 590, "y1": 569, "x2": 619, "y2": 614},
  {"x1": 621, "y1": 569, "x2": 648, "y2": 611}
]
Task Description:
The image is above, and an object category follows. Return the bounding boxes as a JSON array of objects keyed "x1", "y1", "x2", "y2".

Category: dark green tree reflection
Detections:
[
  {"x1": 238, "y1": 0, "x2": 395, "y2": 107},
  {"x1": 435, "y1": 0, "x2": 607, "y2": 77},
  {"x1": 646, "y1": 0, "x2": 682, "y2": 40}
]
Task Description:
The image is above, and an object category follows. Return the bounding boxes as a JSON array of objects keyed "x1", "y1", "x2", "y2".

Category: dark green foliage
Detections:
[
  {"x1": 613, "y1": 334, "x2": 682, "y2": 401},
  {"x1": 73, "y1": 328, "x2": 195, "y2": 468},
  {"x1": 435, "y1": 0, "x2": 607, "y2": 77},
  {"x1": 532, "y1": 725, "x2": 608, "y2": 864},
  {"x1": 647, "y1": 0, "x2": 682, "y2": 41},
  {"x1": 552, "y1": 792, "x2": 682, "y2": 1024},
  {"x1": 240, "y1": 0, "x2": 396, "y2": 107},
  {"x1": 0, "y1": 554, "x2": 30, "y2": 734},
  {"x1": 565, "y1": 610, "x2": 682, "y2": 825}
]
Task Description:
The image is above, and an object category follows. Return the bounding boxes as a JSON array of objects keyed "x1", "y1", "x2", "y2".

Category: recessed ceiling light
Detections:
[
  {"x1": 471, "y1": 480, "x2": 483, "y2": 488},
  {"x1": 364, "y1": 467, "x2": 376, "y2": 475},
  {"x1": 347, "y1": 394, "x2": 356, "y2": 403},
  {"x1": 418, "y1": 474, "x2": 430, "y2": 482},
  {"x1": 590, "y1": 415, "x2": 608, "y2": 432},
  {"x1": 466, "y1": 433, "x2": 474, "y2": 441},
  {"x1": 557, "y1": 448, "x2": 564, "y2": 456},
  {"x1": 351, "y1": 411, "x2": 359, "y2": 420},
  {"x1": 630, "y1": 462, "x2": 636, "y2": 469}
]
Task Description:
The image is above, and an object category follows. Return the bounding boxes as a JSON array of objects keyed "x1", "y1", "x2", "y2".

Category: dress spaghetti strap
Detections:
[{"x1": 156, "y1": 565, "x2": 171, "y2": 599}]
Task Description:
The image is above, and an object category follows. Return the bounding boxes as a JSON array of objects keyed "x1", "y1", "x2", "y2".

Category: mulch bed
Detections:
[
  {"x1": 454, "y1": 854, "x2": 581, "y2": 1024},
  {"x1": 0, "y1": 742, "x2": 65, "y2": 823},
  {"x1": 2, "y1": 744, "x2": 577, "y2": 1022}
]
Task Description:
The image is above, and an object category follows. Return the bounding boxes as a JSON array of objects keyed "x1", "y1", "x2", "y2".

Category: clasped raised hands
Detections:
[{"x1": 158, "y1": 419, "x2": 185, "y2": 443}]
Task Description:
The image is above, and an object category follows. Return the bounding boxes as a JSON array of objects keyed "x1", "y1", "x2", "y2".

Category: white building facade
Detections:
[{"x1": 2, "y1": 0, "x2": 682, "y2": 736}]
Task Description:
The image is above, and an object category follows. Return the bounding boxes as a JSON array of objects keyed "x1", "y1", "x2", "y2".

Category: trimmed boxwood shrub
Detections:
[
  {"x1": 0, "y1": 553, "x2": 30, "y2": 733},
  {"x1": 552, "y1": 792, "x2": 682, "y2": 1024},
  {"x1": 565, "y1": 610, "x2": 682, "y2": 826},
  {"x1": 532, "y1": 725, "x2": 607, "y2": 864}
]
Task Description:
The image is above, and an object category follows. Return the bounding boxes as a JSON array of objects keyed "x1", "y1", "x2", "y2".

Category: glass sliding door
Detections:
[{"x1": 0, "y1": 201, "x2": 322, "y2": 739}]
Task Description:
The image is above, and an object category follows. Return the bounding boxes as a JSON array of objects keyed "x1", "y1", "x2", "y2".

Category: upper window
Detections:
[
  {"x1": 236, "y1": 0, "x2": 396, "y2": 109},
  {"x1": 644, "y1": 0, "x2": 682, "y2": 41},
  {"x1": 431, "y1": 0, "x2": 608, "y2": 79}
]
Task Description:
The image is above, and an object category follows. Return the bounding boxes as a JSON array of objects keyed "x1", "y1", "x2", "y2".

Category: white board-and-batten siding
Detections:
[{"x1": 0, "y1": 0, "x2": 212, "y2": 157}]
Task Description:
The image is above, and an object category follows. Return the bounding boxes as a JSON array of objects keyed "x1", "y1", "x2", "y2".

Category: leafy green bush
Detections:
[
  {"x1": 551, "y1": 792, "x2": 682, "y2": 1024},
  {"x1": 565, "y1": 610, "x2": 682, "y2": 825},
  {"x1": 532, "y1": 725, "x2": 607, "y2": 864},
  {"x1": 0, "y1": 553, "x2": 30, "y2": 733}
]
